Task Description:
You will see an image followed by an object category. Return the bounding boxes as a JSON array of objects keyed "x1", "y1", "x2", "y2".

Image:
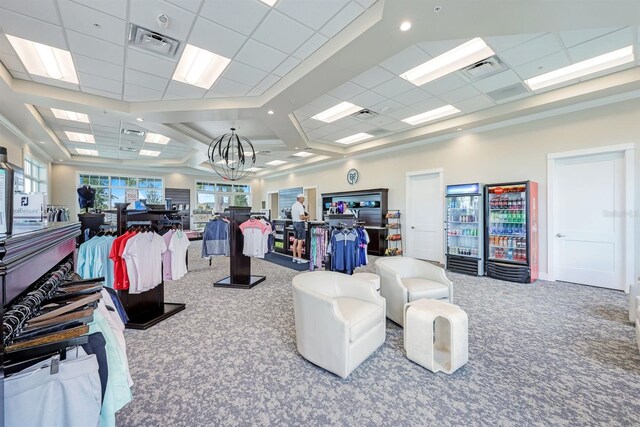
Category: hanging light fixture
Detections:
[{"x1": 208, "y1": 128, "x2": 257, "y2": 181}]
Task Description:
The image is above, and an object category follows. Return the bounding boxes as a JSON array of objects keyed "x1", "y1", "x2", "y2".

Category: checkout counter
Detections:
[{"x1": 272, "y1": 219, "x2": 325, "y2": 260}]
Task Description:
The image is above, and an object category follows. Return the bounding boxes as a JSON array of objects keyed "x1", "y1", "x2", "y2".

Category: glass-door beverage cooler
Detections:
[
  {"x1": 485, "y1": 181, "x2": 538, "y2": 283},
  {"x1": 445, "y1": 183, "x2": 483, "y2": 276}
]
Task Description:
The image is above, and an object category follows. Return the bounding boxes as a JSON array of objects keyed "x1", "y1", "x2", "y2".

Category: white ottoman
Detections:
[
  {"x1": 403, "y1": 299, "x2": 468, "y2": 374},
  {"x1": 352, "y1": 273, "x2": 380, "y2": 293}
]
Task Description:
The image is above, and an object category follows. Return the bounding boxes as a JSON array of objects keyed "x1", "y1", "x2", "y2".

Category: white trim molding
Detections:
[{"x1": 547, "y1": 143, "x2": 635, "y2": 292}]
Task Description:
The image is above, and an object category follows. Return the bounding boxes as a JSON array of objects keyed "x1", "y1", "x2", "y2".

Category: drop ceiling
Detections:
[{"x1": 0, "y1": 0, "x2": 638, "y2": 176}]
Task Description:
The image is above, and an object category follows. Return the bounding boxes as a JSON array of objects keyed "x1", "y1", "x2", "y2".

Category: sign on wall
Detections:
[{"x1": 125, "y1": 189, "x2": 139, "y2": 203}]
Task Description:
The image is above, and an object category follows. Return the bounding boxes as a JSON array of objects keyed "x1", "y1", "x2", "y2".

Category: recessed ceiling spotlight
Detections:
[
  {"x1": 401, "y1": 105, "x2": 460, "y2": 126},
  {"x1": 39, "y1": 141, "x2": 45, "y2": 144},
  {"x1": 93, "y1": 23, "x2": 102, "y2": 29},
  {"x1": 457, "y1": 128, "x2": 462, "y2": 131},
  {"x1": 433, "y1": 5, "x2": 442, "y2": 13},
  {"x1": 312, "y1": 102, "x2": 363, "y2": 123},
  {"x1": 172, "y1": 44, "x2": 231, "y2": 89},
  {"x1": 400, "y1": 37, "x2": 494, "y2": 86},
  {"x1": 267, "y1": 110, "x2": 274, "y2": 115},
  {"x1": 400, "y1": 21, "x2": 412, "y2": 31},
  {"x1": 6, "y1": 35, "x2": 78, "y2": 83},
  {"x1": 343, "y1": 155, "x2": 347, "y2": 158},
  {"x1": 294, "y1": 146, "x2": 299, "y2": 149},
  {"x1": 524, "y1": 45, "x2": 635, "y2": 91},
  {"x1": 136, "y1": 117, "x2": 144, "y2": 122}
]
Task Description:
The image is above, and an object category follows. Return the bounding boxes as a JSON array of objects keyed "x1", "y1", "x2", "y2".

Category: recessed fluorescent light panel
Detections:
[
  {"x1": 172, "y1": 44, "x2": 231, "y2": 89},
  {"x1": 524, "y1": 45, "x2": 635, "y2": 91},
  {"x1": 65, "y1": 131, "x2": 95, "y2": 143},
  {"x1": 139, "y1": 149, "x2": 161, "y2": 157},
  {"x1": 6, "y1": 35, "x2": 78, "y2": 83},
  {"x1": 293, "y1": 151, "x2": 314, "y2": 157},
  {"x1": 311, "y1": 102, "x2": 362, "y2": 123},
  {"x1": 266, "y1": 160, "x2": 286, "y2": 166},
  {"x1": 400, "y1": 37, "x2": 495, "y2": 86},
  {"x1": 401, "y1": 105, "x2": 460, "y2": 126},
  {"x1": 335, "y1": 133, "x2": 374, "y2": 144},
  {"x1": 259, "y1": 0, "x2": 277, "y2": 6},
  {"x1": 144, "y1": 133, "x2": 170, "y2": 145},
  {"x1": 75, "y1": 148, "x2": 98, "y2": 156},
  {"x1": 248, "y1": 167, "x2": 264, "y2": 172},
  {"x1": 51, "y1": 108, "x2": 89, "y2": 123}
]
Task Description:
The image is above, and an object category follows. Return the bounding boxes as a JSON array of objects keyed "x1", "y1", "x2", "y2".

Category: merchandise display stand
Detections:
[
  {"x1": 385, "y1": 210, "x2": 403, "y2": 256},
  {"x1": 114, "y1": 203, "x2": 186, "y2": 329},
  {"x1": 214, "y1": 206, "x2": 266, "y2": 289}
]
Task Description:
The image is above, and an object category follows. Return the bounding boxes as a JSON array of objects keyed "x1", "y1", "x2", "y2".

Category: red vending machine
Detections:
[{"x1": 485, "y1": 181, "x2": 538, "y2": 283}]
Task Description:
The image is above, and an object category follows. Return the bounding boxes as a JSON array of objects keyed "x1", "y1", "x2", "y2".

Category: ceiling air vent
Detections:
[
  {"x1": 350, "y1": 109, "x2": 379, "y2": 121},
  {"x1": 367, "y1": 128, "x2": 390, "y2": 137},
  {"x1": 119, "y1": 146, "x2": 138, "y2": 152},
  {"x1": 486, "y1": 83, "x2": 530, "y2": 103},
  {"x1": 121, "y1": 129, "x2": 145, "y2": 137},
  {"x1": 460, "y1": 56, "x2": 505, "y2": 81},
  {"x1": 128, "y1": 24, "x2": 180, "y2": 58}
]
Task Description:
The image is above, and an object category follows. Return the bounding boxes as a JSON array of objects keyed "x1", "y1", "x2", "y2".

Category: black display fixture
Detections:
[{"x1": 208, "y1": 128, "x2": 256, "y2": 181}]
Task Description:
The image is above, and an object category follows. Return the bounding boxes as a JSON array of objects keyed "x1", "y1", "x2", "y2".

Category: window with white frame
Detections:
[
  {"x1": 78, "y1": 173, "x2": 164, "y2": 211},
  {"x1": 24, "y1": 156, "x2": 48, "y2": 194},
  {"x1": 195, "y1": 181, "x2": 251, "y2": 212}
]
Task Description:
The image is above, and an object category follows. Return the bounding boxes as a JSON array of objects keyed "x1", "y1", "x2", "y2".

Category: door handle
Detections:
[{"x1": 556, "y1": 233, "x2": 566, "y2": 237}]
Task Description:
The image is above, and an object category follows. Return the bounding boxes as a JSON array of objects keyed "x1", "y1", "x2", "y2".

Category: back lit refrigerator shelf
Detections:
[{"x1": 445, "y1": 183, "x2": 484, "y2": 276}]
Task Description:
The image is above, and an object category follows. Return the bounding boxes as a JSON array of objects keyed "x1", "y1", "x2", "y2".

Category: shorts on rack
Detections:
[{"x1": 293, "y1": 222, "x2": 306, "y2": 240}]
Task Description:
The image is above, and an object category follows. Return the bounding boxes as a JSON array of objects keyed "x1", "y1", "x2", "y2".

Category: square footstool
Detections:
[{"x1": 403, "y1": 299, "x2": 468, "y2": 374}]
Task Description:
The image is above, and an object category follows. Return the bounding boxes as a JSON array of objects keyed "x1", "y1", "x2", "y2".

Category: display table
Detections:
[
  {"x1": 403, "y1": 299, "x2": 468, "y2": 374},
  {"x1": 352, "y1": 272, "x2": 380, "y2": 293}
]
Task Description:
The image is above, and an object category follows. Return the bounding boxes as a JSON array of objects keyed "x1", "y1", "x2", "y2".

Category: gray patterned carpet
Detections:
[{"x1": 117, "y1": 242, "x2": 640, "y2": 426}]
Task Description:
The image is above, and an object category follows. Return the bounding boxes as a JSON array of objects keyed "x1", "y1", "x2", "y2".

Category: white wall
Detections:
[
  {"x1": 259, "y1": 98, "x2": 640, "y2": 281},
  {"x1": 0, "y1": 127, "x2": 53, "y2": 195}
]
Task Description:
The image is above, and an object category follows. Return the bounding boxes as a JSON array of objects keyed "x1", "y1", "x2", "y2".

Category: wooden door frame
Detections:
[
  {"x1": 405, "y1": 168, "x2": 445, "y2": 264},
  {"x1": 547, "y1": 143, "x2": 635, "y2": 291}
]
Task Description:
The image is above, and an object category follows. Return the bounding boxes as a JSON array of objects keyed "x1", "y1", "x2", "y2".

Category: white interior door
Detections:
[
  {"x1": 554, "y1": 152, "x2": 625, "y2": 290},
  {"x1": 406, "y1": 171, "x2": 443, "y2": 263}
]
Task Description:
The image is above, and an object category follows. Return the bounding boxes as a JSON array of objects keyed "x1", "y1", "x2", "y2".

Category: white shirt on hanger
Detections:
[
  {"x1": 122, "y1": 232, "x2": 167, "y2": 294},
  {"x1": 168, "y1": 230, "x2": 190, "y2": 280}
]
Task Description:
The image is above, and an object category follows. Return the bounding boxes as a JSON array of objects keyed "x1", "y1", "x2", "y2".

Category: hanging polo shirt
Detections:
[
  {"x1": 162, "y1": 230, "x2": 175, "y2": 280},
  {"x1": 168, "y1": 230, "x2": 190, "y2": 280},
  {"x1": 122, "y1": 232, "x2": 167, "y2": 294}
]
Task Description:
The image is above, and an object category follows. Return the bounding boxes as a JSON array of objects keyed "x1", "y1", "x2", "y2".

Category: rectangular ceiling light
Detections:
[
  {"x1": 144, "y1": 133, "x2": 170, "y2": 145},
  {"x1": 335, "y1": 132, "x2": 374, "y2": 144},
  {"x1": 65, "y1": 131, "x2": 95, "y2": 143},
  {"x1": 293, "y1": 151, "x2": 314, "y2": 157},
  {"x1": 524, "y1": 45, "x2": 635, "y2": 91},
  {"x1": 400, "y1": 37, "x2": 495, "y2": 86},
  {"x1": 311, "y1": 102, "x2": 362, "y2": 123},
  {"x1": 248, "y1": 167, "x2": 264, "y2": 172},
  {"x1": 6, "y1": 35, "x2": 79, "y2": 84},
  {"x1": 401, "y1": 105, "x2": 460, "y2": 126},
  {"x1": 259, "y1": 0, "x2": 278, "y2": 5},
  {"x1": 75, "y1": 148, "x2": 98, "y2": 156},
  {"x1": 51, "y1": 108, "x2": 89, "y2": 123},
  {"x1": 265, "y1": 160, "x2": 286, "y2": 166},
  {"x1": 139, "y1": 149, "x2": 161, "y2": 157},
  {"x1": 172, "y1": 43, "x2": 231, "y2": 89},
  {"x1": 216, "y1": 159, "x2": 237, "y2": 165}
]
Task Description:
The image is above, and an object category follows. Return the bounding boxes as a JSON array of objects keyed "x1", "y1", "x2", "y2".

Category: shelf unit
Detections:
[{"x1": 385, "y1": 210, "x2": 402, "y2": 256}]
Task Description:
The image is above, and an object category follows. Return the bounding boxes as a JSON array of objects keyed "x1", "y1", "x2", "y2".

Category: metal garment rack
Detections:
[{"x1": 213, "y1": 206, "x2": 266, "y2": 290}]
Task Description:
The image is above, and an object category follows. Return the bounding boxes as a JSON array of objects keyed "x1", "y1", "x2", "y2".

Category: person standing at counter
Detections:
[{"x1": 291, "y1": 193, "x2": 310, "y2": 263}]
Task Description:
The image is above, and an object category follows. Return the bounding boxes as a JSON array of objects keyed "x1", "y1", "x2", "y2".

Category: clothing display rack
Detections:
[
  {"x1": 114, "y1": 203, "x2": 185, "y2": 329},
  {"x1": 214, "y1": 206, "x2": 266, "y2": 289}
]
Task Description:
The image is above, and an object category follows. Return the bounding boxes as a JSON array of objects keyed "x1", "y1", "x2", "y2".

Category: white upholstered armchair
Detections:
[
  {"x1": 292, "y1": 271, "x2": 386, "y2": 378},
  {"x1": 375, "y1": 257, "x2": 453, "y2": 326}
]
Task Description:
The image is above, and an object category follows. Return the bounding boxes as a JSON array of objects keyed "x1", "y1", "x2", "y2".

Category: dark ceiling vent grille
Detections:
[
  {"x1": 128, "y1": 24, "x2": 180, "y2": 58},
  {"x1": 350, "y1": 109, "x2": 379, "y2": 120},
  {"x1": 119, "y1": 146, "x2": 138, "y2": 152},
  {"x1": 486, "y1": 83, "x2": 530, "y2": 102},
  {"x1": 460, "y1": 56, "x2": 506, "y2": 81},
  {"x1": 121, "y1": 129, "x2": 145, "y2": 137}
]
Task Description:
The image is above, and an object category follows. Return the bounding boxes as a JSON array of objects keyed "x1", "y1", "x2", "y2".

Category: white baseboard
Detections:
[{"x1": 538, "y1": 272, "x2": 549, "y2": 281}]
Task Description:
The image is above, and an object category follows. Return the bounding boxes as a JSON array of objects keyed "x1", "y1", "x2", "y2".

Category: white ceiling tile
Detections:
[
  {"x1": 199, "y1": 0, "x2": 269, "y2": 37},
  {"x1": 380, "y1": 121, "x2": 412, "y2": 132},
  {"x1": 410, "y1": 97, "x2": 449, "y2": 112},
  {"x1": 246, "y1": 87, "x2": 265, "y2": 97},
  {"x1": 69, "y1": 0, "x2": 127, "y2": 19},
  {"x1": 0, "y1": 9, "x2": 67, "y2": 49},
  {"x1": 472, "y1": 69, "x2": 522, "y2": 93},
  {"x1": 0, "y1": 54, "x2": 28, "y2": 73},
  {"x1": 392, "y1": 87, "x2": 431, "y2": 106},
  {"x1": 207, "y1": 78, "x2": 252, "y2": 97},
  {"x1": 421, "y1": 73, "x2": 467, "y2": 96},
  {"x1": 351, "y1": 66, "x2": 395, "y2": 89},
  {"x1": 358, "y1": 114, "x2": 396, "y2": 128},
  {"x1": 79, "y1": 72, "x2": 123, "y2": 93},
  {"x1": 123, "y1": 83, "x2": 164, "y2": 101},
  {"x1": 276, "y1": 0, "x2": 348, "y2": 30},
  {"x1": 253, "y1": 10, "x2": 313, "y2": 55},
  {"x1": 67, "y1": 30, "x2": 125, "y2": 65},
  {"x1": 165, "y1": 0, "x2": 203, "y2": 13},
  {"x1": 485, "y1": 33, "x2": 544, "y2": 53},
  {"x1": 74, "y1": 54, "x2": 123, "y2": 80},
  {"x1": 370, "y1": 77, "x2": 415, "y2": 98},
  {"x1": 453, "y1": 94, "x2": 495, "y2": 113},
  {"x1": 499, "y1": 33, "x2": 563, "y2": 68},
  {"x1": 163, "y1": 92, "x2": 187, "y2": 100},
  {"x1": 379, "y1": 45, "x2": 431, "y2": 75},
  {"x1": 349, "y1": 90, "x2": 387, "y2": 108},
  {"x1": 235, "y1": 40, "x2": 288, "y2": 72},
  {"x1": 567, "y1": 27, "x2": 634, "y2": 63},
  {"x1": 221, "y1": 61, "x2": 268, "y2": 87},
  {"x1": 559, "y1": 27, "x2": 621, "y2": 48},
  {"x1": 165, "y1": 80, "x2": 208, "y2": 98},
  {"x1": 126, "y1": 48, "x2": 176, "y2": 78},
  {"x1": 294, "y1": 104, "x2": 323, "y2": 120},
  {"x1": 346, "y1": 121, "x2": 377, "y2": 133},
  {"x1": 308, "y1": 93, "x2": 342, "y2": 110},
  {"x1": 328, "y1": 81, "x2": 366, "y2": 100},
  {"x1": 30, "y1": 75, "x2": 79, "y2": 90},
  {"x1": 292, "y1": 33, "x2": 328, "y2": 60},
  {"x1": 254, "y1": 73, "x2": 280, "y2": 91},
  {"x1": 319, "y1": 2, "x2": 363, "y2": 38},
  {"x1": 417, "y1": 38, "x2": 468, "y2": 57},
  {"x1": 189, "y1": 17, "x2": 247, "y2": 59},
  {"x1": 129, "y1": 0, "x2": 196, "y2": 41},
  {"x1": 437, "y1": 85, "x2": 483, "y2": 104},
  {"x1": 512, "y1": 51, "x2": 571, "y2": 80},
  {"x1": 125, "y1": 69, "x2": 169, "y2": 92},
  {"x1": 0, "y1": 0, "x2": 60, "y2": 24},
  {"x1": 272, "y1": 56, "x2": 301, "y2": 77},
  {"x1": 384, "y1": 106, "x2": 419, "y2": 120},
  {"x1": 370, "y1": 98, "x2": 403, "y2": 114},
  {"x1": 58, "y1": 0, "x2": 126, "y2": 46},
  {"x1": 300, "y1": 118, "x2": 324, "y2": 130}
]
